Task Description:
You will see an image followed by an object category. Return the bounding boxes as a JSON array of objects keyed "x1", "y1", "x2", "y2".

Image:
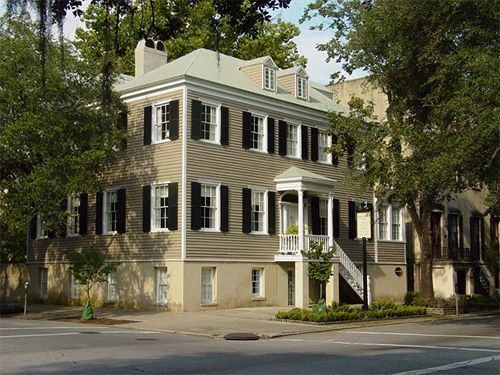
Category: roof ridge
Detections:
[{"x1": 185, "y1": 49, "x2": 202, "y2": 76}]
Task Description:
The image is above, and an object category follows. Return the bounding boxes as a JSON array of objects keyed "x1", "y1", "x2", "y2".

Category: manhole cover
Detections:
[
  {"x1": 79, "y1": 331, "x2": 100, "y2": 334},
  {"x1": 136, "y1": 338, "x2": 159, "y2": 341},
  {"x1": 223, "y1": 333, "x2": 259, "y2": 341}
]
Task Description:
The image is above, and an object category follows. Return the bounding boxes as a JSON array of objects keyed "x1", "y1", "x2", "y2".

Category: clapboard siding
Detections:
[
  {"x1": 240, "y1": 65, "x2": 262, "y2": 88},
  {"x1": 277, "y1": 74, "x2": 295, "y2": 95},
  {"x1": 377, "y1": 242, "x2": 406, "y2": 263},
  {"x1": 29, "y1": 90, "x2": 185, "y2": 263}
]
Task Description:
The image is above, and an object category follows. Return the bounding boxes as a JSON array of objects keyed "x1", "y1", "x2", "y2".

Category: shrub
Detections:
[
  {"x1": 369, "y1": 300, "x2": 397, "y2": 311},
  {"x1": 404, "y1": 291, "x2": 426, "y2": 306}
]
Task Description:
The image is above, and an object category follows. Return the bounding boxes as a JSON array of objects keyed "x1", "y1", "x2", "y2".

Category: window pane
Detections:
[
  {"x1": 378, "y1": 204, "x2": 388, "y2": 240},
  {"x1": 153, "y1": 184, "x2": 169, "y2": 229},
  {"x1": 251, "y1": 191, "x2": 265, "y2": 232},
  {"x1": 201, "y1": 185, "x2": 217, "y2": 229},
  {"x1": 318, "y1": 131, "x2": 329, "y2": 162},
  {"x1": 286, "y1": 124, "x2": 298, "y2": 156},
  {"x1": 201, "y1": 268, "x2": 214, "y2": 303},
  {"x1": 319, "y1": 199, "x2": 328, "y2": 236},
  {"x1": 251, "y1": 115, "x2": 264, "y2": 150},
  {"x1": 155, "y1": 104, "x2": 170, "y2": 141},
  {"x1": 391, "y1": 206, "x2": 401, "y2": 240},
  {"x1": 201, "y1": 104, "x2": 217, "y2": 141},
  {"x1": 68, "y1": 195, "x2": 81, "y2": 235},
  {"x1": 106, "y1": 191, "x2": 118, "y2": 232},
  {"x1": 252, "y1": 269, "x2": 262, "y2": 296},
  {"x1": 156, "y1": 268, "x2": 168, "y2": 303}
]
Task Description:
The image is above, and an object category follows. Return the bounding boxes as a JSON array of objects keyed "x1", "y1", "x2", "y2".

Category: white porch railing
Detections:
[
  {"x1": 278, "y1": 234, "x2": 330, "y2": 255},
  {"x1": 305, "y1": 235, "x2": 330, "y2": 252}
]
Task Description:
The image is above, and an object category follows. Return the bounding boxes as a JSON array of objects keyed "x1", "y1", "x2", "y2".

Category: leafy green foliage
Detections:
[
  {"x1": 302, "y1": 0, "x2": 499, "y2": 299},
  {"x1": 301, "y1": 241, "x2": 336, "y2": 283},
  {"x1": 0, "y1": 15, "x2": 125, "y2": 234}
]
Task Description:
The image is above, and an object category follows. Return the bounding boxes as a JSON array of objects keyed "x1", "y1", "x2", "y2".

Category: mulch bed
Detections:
[{"x1": 54, "y1": 317, "x2": 138, "y2": 325}]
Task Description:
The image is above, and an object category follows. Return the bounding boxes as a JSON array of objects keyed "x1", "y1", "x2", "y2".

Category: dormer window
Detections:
[
  {"x1": 263, "y1": 66, "x2": 276, "y2": 91},
  {"x1": 297, "y1": 76, "x2": 308, "y2": 99}
]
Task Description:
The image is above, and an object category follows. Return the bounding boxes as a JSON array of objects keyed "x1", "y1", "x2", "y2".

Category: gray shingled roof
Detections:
[
  {"x1": 275, "y1": 166, "x2": 334, "y2": 183},
  {"x1": 116, "y1": 48, "x2": 347, "y2": 114}
]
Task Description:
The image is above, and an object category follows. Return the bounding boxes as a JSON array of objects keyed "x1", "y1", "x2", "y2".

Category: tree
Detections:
[
  {"x1": 0, "y1": 15, "x2": 125, "y2": 234},
  {"x1": 301, "y1": 241, "x2": 336, "y2": 302},
  {"x1": 303, "y1": 0, "x2": 499, "y2": 299},
  {"x1": 74, "y1": 0, "x2": 306, "y2": 75},
  {"x1": 67, "y1": 244, "x2": 116, "y2": 320}
]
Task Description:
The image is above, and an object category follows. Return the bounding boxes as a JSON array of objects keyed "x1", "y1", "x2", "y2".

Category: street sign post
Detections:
[{"x1": 356, "y1": 203, "x2": 372, "y2": 310}]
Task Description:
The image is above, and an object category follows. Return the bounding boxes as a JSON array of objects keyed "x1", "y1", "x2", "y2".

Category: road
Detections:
[{"x1": 1, "y1": 314, "x2": 499, "y2": 374}]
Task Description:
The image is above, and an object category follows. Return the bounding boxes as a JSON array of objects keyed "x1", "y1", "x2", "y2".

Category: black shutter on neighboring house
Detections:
[
  {"x1": 347, "y1": 141, "x2": 355, "y2": 168},
  {"x1": 60, "y1": 198, "x2": 67, "y2": 237},
  {"x1": 348, "y1": 200, "x2": 357, "y2": 239},
  {"x1": 117, "y1": 188, "x2": 126, "y2": 234},
  {"x1": 169, "y1": 100, "x2": 179, "y2": 141},
  {"x1": 278, "y1": 120, "x2": 287, "y2": 156},
  {"x1": 311, "y1": 196, "x2": 320, "y2": 235},
  {"x1": 48, "y1": 229, "x2": 55, "y2": 239},
  {"x1": 168, "y1": 183, "x2": 178, "y2": 231},
  {"x1": 332, "y1": 135, "x2": 339, "y2": 165},
  {"x1": 367, "y1": 203, "x2": 374, "y2": 240},
  {"x1": 268, "y1": 191, "x2": 276, "y2": 235},
  {"x1": 144, "y1": 106, "x2": 152, "y2": 145},
  {"x1": 191, "y1": 182, "x2": 201, "y2": 230},
  {"x1": 459, "y1": 215, "x2": 464, "y2": 251},
  {"x1": 30, "y1": 216, "x2": 37, "y2": 239},
  {"x1": 480, "y1": 217, "x2": 485, "y2": 258},
  {"x1": 242, "y1": 188, "x2": 252, "y2": 233},
  {"x1": 301, "y1": 125, "x2": 308, "y2": 160},
  {"x1": 220, "y1": 185, "x2": 229, "y2": 232},
  {"x1": 142, "y1": 185, "x2": 151, "y2": 232},
  {"x1": 311, "y1": 127, "x2": 318, "y2": 162},
  {"x1": 118, "y1": 111, "x2": 128, "y2": 149},
  {"x1": 242, "y1": 111, "x2": 252, "y2": 149},
  {"x1": 333, "y1": 198, "x2": 340, "y2": 238},
  {"x1": 79, "y1": 193, "x2": 88, "y2": 236},
  {"x1": 220, "y1": 106, "x2": 229, "y2": 146},
  {"x1": 267, "y1": 117, "x2": 275, "y2": 153},
  {"x1": 95, "y1": 192, "x2": 103, "y2": 235},
  {"x1": 191, "y1": 100, "x2": 202, "y2": 140}
]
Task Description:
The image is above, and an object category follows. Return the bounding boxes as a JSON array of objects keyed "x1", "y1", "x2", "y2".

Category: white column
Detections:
[
  {"x1": 298, "y1": 189, "x2": 304, "y2": 253},
  {"x1": 295, "y1": 260, "x2": 309, "y2": 308},
  {"x1": 328, "y1": 194, "x2": 334, "y2": 248}
]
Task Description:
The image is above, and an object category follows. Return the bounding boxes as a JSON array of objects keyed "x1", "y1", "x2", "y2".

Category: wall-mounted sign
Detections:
[{"x1": 356, "y1": 211, "x2": 372, "y2": 239}]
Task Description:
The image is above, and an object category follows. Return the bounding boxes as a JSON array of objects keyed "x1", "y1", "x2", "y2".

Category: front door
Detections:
[
  {"x1": 431, "y1": 212, "x2": 442, "y2": 259},
  {"x1": 287, "y1": 269, "x2": 295, "y2": 306},
  {"x1": 282, "y1": 203, "x2": 298, "y2": 233}
]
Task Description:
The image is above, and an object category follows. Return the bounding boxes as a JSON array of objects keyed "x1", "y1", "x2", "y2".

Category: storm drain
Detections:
[
  {"x1": 223, "y1": 333, "x2": 259, "y2": 341},
  {"x1": 79, "y1": 331, "x2": 100, "y2": 334}
]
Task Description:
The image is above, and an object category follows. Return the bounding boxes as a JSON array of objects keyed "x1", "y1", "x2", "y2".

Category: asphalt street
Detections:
[{"x1": 1, "y1": 315, "x2": 499, "y2": 374}]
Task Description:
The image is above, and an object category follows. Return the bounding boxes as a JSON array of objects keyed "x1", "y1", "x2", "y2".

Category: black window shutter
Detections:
[
  {"x1": 447, "y1": 214, "x2": 453, "y2": 250},
  {"x1": 268, "y1": 191, "x2": 276, "y2": 235},
  {"x1": 367, "y1": 203, "x2": 374, "y2": 240},
  {"x1": 242, "y1": 188, "x2": 252, "y2": 233},
  {"x1": 301, "y1": 125, "x2": 308, "y2": 160},
  {"x1": 48, "y1": 229, "x2": 56, "y2": 239},
  {"x1": 242, "y1": 111, "x2": 252, "y2": 149},
  {"x1": 191, "y1": 182, "x2": 201, "y2": 230},
  {"x1": 347, "y1": 141, "x2": 355, "y2": 168},
  {"x1": 169, "y1": 100, "x2": 179, "y2": 141},
  {"x1": 311, "y1": 127, "x2": 318, "y2": 162},
  {"x1": 480, "y1": 217, "x2": 485, "y2": 258},
  {"x1": 79, "y1": 193, "x2": 88, "y2": 235},
  {"x1": 220, "y1": 185, "x2": 229, "y2": 232},
  {"x1": 60, "y1": 198, "x2": 68, "y2": 237},
  {"x1": 459, "y1": 215, "x2": 464, "y2": 251},
  {"x1": 142, "y1": 185, "x2": 151, "y2": 232},
  {"x1": 95, "y1": 192, "x2": 103, "y2": 235},
  {"x1": 118, "y1": 111, "x2": 128, "y2": 149},
  {"x1": 311, "y1": 196, "x2": 320, "y2": 235},
  {"x1": 191, "y1": 99, "x2": 202, "y2": 140},
  {"x1": 221, "y1": 106, "x2": 229, "y2": 146},
  {"x1": 332, "y1": 135, "x2": 339, "y2": 165},
  {"x1": 333, "y1": 199, "x2": 340, "y2": 238},
  {"x1": 278, "y1": 120, "x2": 287, "y2": 156},
  {"x1": 30, "y1": 216, "x2": 37, "y2": 239},
  {"x1": 144, "y1": 106, "x2": 152, "y2": 145},
  {"x1": 348, "y1": 200, "x2": 357, "y2": 239},
  {"x1": 117, "y1": 188, "x2": 126, "y2": 234},
  {"x1": 168, "y1": 183, "x2": 178, "y2": 230},
  {"x1": 267, "y1": 117, "x2": 275, "y2": 153}
]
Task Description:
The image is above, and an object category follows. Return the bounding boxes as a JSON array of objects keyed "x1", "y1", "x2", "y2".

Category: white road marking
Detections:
[
  {"x1": 391, "y1": 354, "x2": 500, "y2": 374},
  {"x1": 0, "y1": 327, "x2": 111, "y2": 330},
  {"x1": 347, "y1": 331, "x2": 500, "y2": 340},
  {"x1": 278, "y1": 338, "x2": 500, "y2": 353},
  {"x1": 0, "y1": 330, "x2": 158, "y2": 339}
]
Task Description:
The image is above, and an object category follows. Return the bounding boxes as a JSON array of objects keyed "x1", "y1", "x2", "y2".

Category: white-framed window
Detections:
[
  {"x1": 296, "y1": 76, "x2": 308, "y2": 99},
  {"x1": 391, "y1": 206, "x2": 402, "y2": 240},
  {"x1": 251, "y1": 268, "x2": 264, "y2": 297},
  {"x1": 201, "y1": 102, "x2": 219, "y2": 143},
  {"x1": 70, "y1": 273, "x2": 81, "y2": 300},
  {"x1": 156, "y1": 267, "x2": 168, "y2": 304},
  {"x1": 319, "y1": 198, "x2": 328, "y2": 236},
  {"x1": 263, "y1": 66, "x2": 276, "y2": 91},
  {"x1": 318, "y1": 130, "x2": 331, "y2": 163},
  {"x1": 37, "y1": 214, "x2": 48, "y2": 239},
  {"x1": 67, "y1": 195, "x2": 80, "y2": 236},
  {"x1": 201, "y1": 267, "x2": 215, "y2": 304},
  {"x1": 103, "y1": 190, "x2": 118, "y2": 233},
  {"x1": 201, "y1": 184, "x2": 218, "y2": 230},
  {"x1": 152, "y1": 184, "x2": 169, "y2": 231},
  {"x1": 250, "y1": 114, "x2": 267, "y2": 151},
  {"x1": 286, "y1": 123, "x2": 300, "y2": 157},
  {"x1": 107, "y1": 269, "x2": 117, "y2": 303},
  {"x1": 378, "y1": 203, "x2": 389, "y2": 240},
  {"x1": 377, "y1": 202, "x2": 403, "y2": 241},
  {"x1": 40, "y1": 268, "x2": 48, "y2": 300},
  {"x1": 251, "y1": 190, "x2": 267, "y2": 233},
  {"x1": 153, "y1": 102, "x2": 170, "y2": 142}
]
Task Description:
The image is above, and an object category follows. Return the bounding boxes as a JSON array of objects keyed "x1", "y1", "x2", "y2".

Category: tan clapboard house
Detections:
[{"x1": 27, "y1": 40, "x2": 408, "y2": 311}]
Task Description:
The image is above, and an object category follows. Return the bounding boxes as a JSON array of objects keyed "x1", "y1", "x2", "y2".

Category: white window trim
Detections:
[
  {"x1": 285, "y1": 122, "x2": 302, "y2": 159},
  {"x1": 152, "y1": 99, "x2": 172, "y2": 144},
  {"x1": 199, "y1": 99, "x2": 221, "y2": 145},
  {"x1": 249, "y1": 112, "x2": 269, "y2": 154},
  {"x1": 201, "y1": 267, "x2": 216, "y2": 305},
  {"x1": 103, "y1": 189, "x2": 119, "y2": 235},
  {"x1": 67, "y1": 194, "x2": 81, "y2": 237},
  {"x1": 199, "y1": 182, "x2": 221, "y2": 232},
  {"x1": 151, "y1": 181, "x2": 171, "y2": 233},
  {"x1": 156, "y1": 267, "x2": 168, "y2": 305},
  {"x1": 251, "y1": 268, "x2": 265, "y2": 298},
  {"x1": 36, "y1": 214, "x2": 48, "y2": 239},
  {"x1": 317, "y1": 131, "x2": 332, "y2": 165},
  {"x1": 107, "y1": 269, "x2": 117, "y2": 303},
  {"x1": 296, "y1": 76, "x2": 308, "y2": 100},
  {"x1": 262, "y1": 65, "x2": 276, "y2": 92},
  {"x1": 250, "y1": 189, "x2": 268, "y2": 235},
  {"x1": 376, "y1": 201, "x2": 404, "y2": 242}
]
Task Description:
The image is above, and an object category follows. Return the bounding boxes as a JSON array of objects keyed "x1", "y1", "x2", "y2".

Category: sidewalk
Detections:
[{"x1": 1, "y1": 303, "x2": 457, "y2": 339}]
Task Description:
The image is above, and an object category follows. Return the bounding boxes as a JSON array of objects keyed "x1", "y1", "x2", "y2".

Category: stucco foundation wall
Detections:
[
  {"x1": 183, "y1": 262, "x2": 286, "y2": 311},
  {"x1": 1, "y1": 264, "x2": 29, "y2": 303},
  {"x1": 368, "y1": 264, "x2": 407, "y2": 302}
]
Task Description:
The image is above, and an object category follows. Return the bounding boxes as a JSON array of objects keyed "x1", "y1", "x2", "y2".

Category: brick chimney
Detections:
[{"x1": 134, "y1": 38, "x2": 167, "y2": 77}]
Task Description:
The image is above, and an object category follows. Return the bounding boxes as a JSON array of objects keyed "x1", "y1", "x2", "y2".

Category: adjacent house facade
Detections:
[
  {"x1": 26, "y1": 40, "x2": 408, "y2": 311},
  {"x1": 331, "y1": 77, "x2": 499, "y2": 299}
]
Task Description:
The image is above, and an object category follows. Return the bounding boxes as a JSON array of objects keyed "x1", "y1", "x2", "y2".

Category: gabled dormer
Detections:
[
  {"x1": 277, "y1": 66, "x2": 309, "y2": 100},
  {"x1": 239, "y1": 56, "x2": 277, "y2": 93}
]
